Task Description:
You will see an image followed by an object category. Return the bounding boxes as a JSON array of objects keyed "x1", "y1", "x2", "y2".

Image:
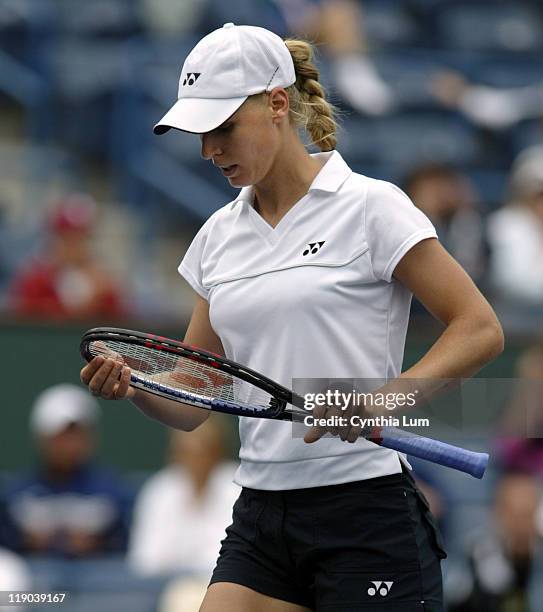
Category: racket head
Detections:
[{"x1": 80, "y1": 327, "x2": 293, "y2": 419}]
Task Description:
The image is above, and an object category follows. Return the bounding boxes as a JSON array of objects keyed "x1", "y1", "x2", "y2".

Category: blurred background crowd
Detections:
[{"x1": 1, "y1": 0, "x2": 543, "y2": 610}]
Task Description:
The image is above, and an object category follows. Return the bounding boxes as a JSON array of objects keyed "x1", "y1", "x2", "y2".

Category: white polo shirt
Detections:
[{"x1": 179, "y1": 150, "x2": 437, "y2": 490}]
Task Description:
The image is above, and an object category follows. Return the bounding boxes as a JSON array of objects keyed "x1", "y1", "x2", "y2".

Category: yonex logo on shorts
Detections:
[
  {"x1": 367, "y1": 581, "x2": 393, "y2": 597},
  {"x1": 302, "y1": 241, "x2": 325, "y2": 256},
  {"x1": 183, "y1": 73, "x2": 201, "y2": 86}
]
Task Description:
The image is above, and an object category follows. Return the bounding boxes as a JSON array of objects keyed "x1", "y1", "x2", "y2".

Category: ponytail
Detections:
[{"x1": 284, "y1": 39, "x2": 338, "y2": 152}]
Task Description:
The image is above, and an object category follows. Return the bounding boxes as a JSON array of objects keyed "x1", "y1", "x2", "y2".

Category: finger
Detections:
[
  {"x1": 304, "y1": 424, "x2": 324, "y2": 444},
  {"x1": 312, "y1": 404, "x2": 326, "y2": 420},
  {"x1": 338, "y1": 419, "x2": 352, "y2": 441},
  {"x1": 339, "y1": 405, "x2": 358, "y2": 441},
  {"x1": 88, "y1": 358, "x2": 116, "y2": 397},
  {"x1": 304, "y1": 404, "x2": 326, "y2": 443},
  {"x1": 93, "y1": 341, "x2": 123, "y2": 362},
  {"x1": 338, "y1": 408, "x2": 355, "y2": 441},
  {"x1": 114, "y1": 366, "x2": 133, "y2": 399},
  {"x1": 346, "y1": 423, "x2": 362, "y2": 443},
  {"x1": 80, "y1": 356, "x2": 105, "y2": 385},
  {"x1": 101, "y1": 360, "x2": 124, "y2": 399},
  {"x1": 328, "y1": 407, "x2": 341, "y2": 437}
]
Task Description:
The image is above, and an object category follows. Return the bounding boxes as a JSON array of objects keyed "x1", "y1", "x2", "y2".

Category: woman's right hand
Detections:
[{"x1": 80, "y1": 356, "x2": 134, "y2": 400}]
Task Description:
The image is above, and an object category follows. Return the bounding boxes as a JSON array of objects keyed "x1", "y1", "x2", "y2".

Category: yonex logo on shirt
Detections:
[
  {"x1": 183, "y1": 73, "x2": 201, "y2": 86},
  {"x1": 367, "y1": 581, "x2": 393, "y2": 597},
  {"x1": 302, "y1": 241, "x2": 325, "y2": 256}
]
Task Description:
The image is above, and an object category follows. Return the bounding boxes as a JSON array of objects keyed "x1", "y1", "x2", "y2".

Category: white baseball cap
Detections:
[
  {"x1": 153, "y1": 23, "x2": 296, "y2": 135},
  {"x1": 30, "y1": 384, "x2": 100, "y2": 437}
]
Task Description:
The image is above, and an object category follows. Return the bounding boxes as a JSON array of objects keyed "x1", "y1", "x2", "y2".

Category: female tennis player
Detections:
[{"x1": 80, "y1": 24, "x2": 504, "y2": 611}]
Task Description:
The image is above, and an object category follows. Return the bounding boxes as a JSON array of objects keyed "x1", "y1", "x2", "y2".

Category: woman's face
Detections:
[{"x1": 199, "y1": 93, "x2": 283, "y2": 188}]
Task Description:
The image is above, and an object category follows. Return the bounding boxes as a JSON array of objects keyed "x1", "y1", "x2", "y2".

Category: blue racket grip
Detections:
[{"x1": 379, "y1": 427, "x2": 489, "y2": 479}]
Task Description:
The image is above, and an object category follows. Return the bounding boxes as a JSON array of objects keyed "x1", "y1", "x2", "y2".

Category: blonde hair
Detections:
[{"x1": 284, "y1": 39, "x2": 338, "y2": 152}]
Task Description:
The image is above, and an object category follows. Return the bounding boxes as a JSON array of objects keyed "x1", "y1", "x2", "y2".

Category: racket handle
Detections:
[{"x1": 378, "y1": 427, "x2": 488, "y2": 479}]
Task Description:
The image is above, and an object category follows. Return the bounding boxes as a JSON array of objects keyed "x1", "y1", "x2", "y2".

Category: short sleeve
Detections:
[
  {"x1": 365, "y1": 180, "x2": 437, "y2": 282},
  {"x1": 178, "y1": 222, "x2": 211, "y2": 300}
]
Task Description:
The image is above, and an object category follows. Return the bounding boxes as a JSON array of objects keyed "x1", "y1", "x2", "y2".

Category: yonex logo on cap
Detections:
[
  {"x1": 183, "y1": 73, "x2": 201, "y2": 87},
  {"x1": 367, "y1": 581, "x2": 393, "y2": 597},
  {"x1": 302, "y1": 241, "x2": 325, "y2": 256}
]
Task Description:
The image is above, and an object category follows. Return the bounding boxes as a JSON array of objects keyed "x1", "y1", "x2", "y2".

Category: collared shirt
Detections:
[{"x1": 179, "y1": 151, "x2": 437, "y2": 490}]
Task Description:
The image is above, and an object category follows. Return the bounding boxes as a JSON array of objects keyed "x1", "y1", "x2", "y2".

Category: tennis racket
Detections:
[{"x1": 80, "y1": 327, "x2": 489, "y2": 479}]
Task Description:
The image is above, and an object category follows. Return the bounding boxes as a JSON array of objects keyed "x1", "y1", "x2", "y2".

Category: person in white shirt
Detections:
[
  {"x1": 128, "y1": 418, "x2": 239, "y2": 577},
  {"x1": 81, "y1": 23, "x2": 504, "y2": 612},
  {"x1": 487, "y1": 145, "x2": 543, "y2": 306}
]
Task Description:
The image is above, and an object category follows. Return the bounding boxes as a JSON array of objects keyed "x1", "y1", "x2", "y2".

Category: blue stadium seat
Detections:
[
  {"x1": 336, "y1": 116, "x2": 376, "y2": 166},
  {"x1": 27, "y1": 557, "x2": 172, "y2": 612},
  {"x1": 360, "y1": 0, "x2": 420, "y2": 49},
  {"x1": 464, "y1": 54, "x2": 542, "y2": 89},
  {"x1": 53, "y1": 0, "x2": 141, "y2": 39},
  {"x1": 50, "y1": 592, "x2": 159, "y2": 612},
  {"x1": 512, "y1": 119, "x2": 543, "y2": 156},
  {"x1": 0, "y1": 0, "x2": 56, "y2": 67},
  {"x1": 372, "y1": 49, "x2": 450, "y2": 109},
  {"x1": 438, "y1": 2, "x2": 543, "y2": 52},
  {"x1": 408, "y1": 0, "x2": 456, "y2": 9},
  {"x1": 463, "y1": 168, "x2": 508, "y2": 210},
  {"x1": 199, "y1": 0, "x2": 288, "y2": 38},
  {"x1": 338, "y1": 112, "x2": 481, "y2": 170},
  {"x1": 36, "y1": 39, "x2": 134, "y2": 156}
]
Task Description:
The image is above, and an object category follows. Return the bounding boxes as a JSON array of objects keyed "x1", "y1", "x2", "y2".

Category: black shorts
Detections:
[{"x1": 210, "y1": 467, "x2": 447, "y2": 611}]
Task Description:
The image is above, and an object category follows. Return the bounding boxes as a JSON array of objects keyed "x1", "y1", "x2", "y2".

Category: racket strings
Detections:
[{"x1": 88, "y1": 340, "x2": 274, "y2": 410}]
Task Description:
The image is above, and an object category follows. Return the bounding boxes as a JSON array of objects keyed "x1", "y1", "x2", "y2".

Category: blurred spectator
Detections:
[
  {"x1": 139, "y1": 0, "x2": 208, "y2": 38},
  {"x1": 294, "y1": 0, "x2": 395, "y2": 116},
  {"x1": 487, "y1": 146, "x2": 543, "y2": 305},
  {"x1": 0, "y1": 548, "x2": 32, "y2": 612},
  {"x1": 7, "y1": 194, "x2": 127, "y2": 321},
  {"x1": 447, "y1": 472, "x2": 543, "y2": 612},
  {"x1": 432, "y1": 70, "x2": 543, "y2": 131},
  {"x1": 128, "y1": 417, "x2": 238, "y2": 577},
  {"x1": 403, "y1": 163, "x2": 486, "y2": 283},
  {"x1": 495, "y1": 340, "x2": 543, "y2": 473},
  {"x1": 0, "y1": 384, "x2": 131, "y2": 557}
]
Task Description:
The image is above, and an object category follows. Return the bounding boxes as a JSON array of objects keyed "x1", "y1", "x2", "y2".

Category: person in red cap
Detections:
[{"x1": 7, "y1": 194, "x2": 125, "y2": 320}]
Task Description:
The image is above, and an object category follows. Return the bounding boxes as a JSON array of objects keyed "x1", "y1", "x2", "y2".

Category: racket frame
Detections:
[
  {"x1": 80, "y1": 327, "x2": 489, "y2": 478},
  {"x1": 80, "y1": 327, "x2": 298, "y2": 418}
]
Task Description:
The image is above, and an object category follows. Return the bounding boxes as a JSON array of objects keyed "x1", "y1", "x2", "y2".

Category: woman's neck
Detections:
[{"x1": 253, "y1": 137, "x2": 325, "y2": 227}]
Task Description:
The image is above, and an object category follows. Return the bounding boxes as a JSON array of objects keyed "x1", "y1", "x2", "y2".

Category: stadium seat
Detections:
[
  {"x1": 338, "y1": 112, "x2": 481, "y2": 170},
  {"x1": 512, "y1": 119, "x2": 543, "y2": 157},
  {"x1": 437, "y1": 2, "x2": 543, "y2": 52},
  {"x1": 26, "y1": 557, "x2": 172, "y2": 612},
  {"x1": 0, "y1": 0, "x2": 55, "y2": 67},
  {"x1": 372, "y1": 49, "x2": 451, "y2": 110},
  {"x1": 52, "y1": 0, "x2": 141, "y2": 39},
  {"x1": 360, "y1": 0, "x2": 421, "y2": 49},
  {"x1": 472, "y1": 56, "x2": 543, "y2": 88},
  {"x1": 463, "y1": 167, "x2": 508, "y2": 210},
  {"x1": 200, "y1": 0, "x2": 288, "y2": 38}
]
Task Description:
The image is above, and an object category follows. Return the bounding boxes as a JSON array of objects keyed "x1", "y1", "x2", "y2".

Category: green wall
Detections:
[{"x1": 0, "y1": 321, "x2": 522, "y2": 471}]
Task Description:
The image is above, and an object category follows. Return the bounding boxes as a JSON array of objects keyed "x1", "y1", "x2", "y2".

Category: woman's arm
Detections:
[
  {"x1": 80, "y1": 295, "x2": 224, "y2": 431},
  {"x1": 305, "y1": 238, "x2": 504, "y2": 443},
  {"x1": 394, "y1": 238, "x2": 504, "y2": 389}
]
